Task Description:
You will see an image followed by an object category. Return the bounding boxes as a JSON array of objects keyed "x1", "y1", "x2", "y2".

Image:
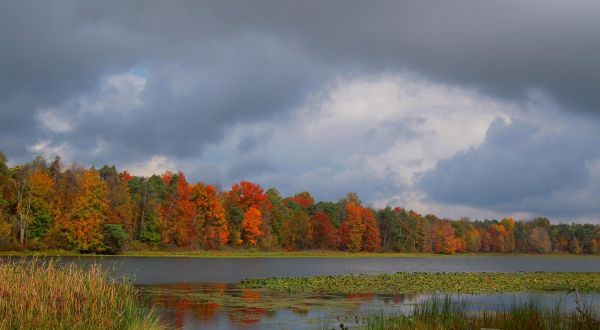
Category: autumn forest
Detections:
[{"x1": 1, "y1": 151, "x2": 599, "y2": 255}]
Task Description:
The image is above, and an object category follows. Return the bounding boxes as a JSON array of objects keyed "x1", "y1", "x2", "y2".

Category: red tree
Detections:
[
  {"x1": 343, "y1": 202, "x2": 365, "y2": 252},
  {"x1": 161, "y1": 172, "x2": 196, "y2": 246},
  {"x1": 229, "y1": 181, "x2": 268, "y2": 212},
  {"x1": 312, "y1": 212, "x2": 337, "y2": 249},
  {"x1": 292, "y1": 191, "x2": 314, "y2": 209}
]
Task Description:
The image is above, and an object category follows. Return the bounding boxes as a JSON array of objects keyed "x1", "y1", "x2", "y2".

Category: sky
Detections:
[{"x1": 1, "y1": 1, "x2": 600, "y2": 222}]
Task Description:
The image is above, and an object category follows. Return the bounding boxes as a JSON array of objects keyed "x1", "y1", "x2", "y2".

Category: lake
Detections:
[
  {"x1": 31, "y1": 255, "x2": 600, "y2": 284},
  {"x1": 9, "y1": 255, "x2": 600, "y2": 329}
]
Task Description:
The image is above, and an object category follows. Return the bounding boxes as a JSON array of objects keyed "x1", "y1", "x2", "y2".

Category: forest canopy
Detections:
[{"x1": 0, "y1": 151, "x2": 598, "y2": 255}]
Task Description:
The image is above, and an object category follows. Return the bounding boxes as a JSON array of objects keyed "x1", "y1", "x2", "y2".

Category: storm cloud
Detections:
[
  {"x1": 420, "y1": 108, "x2": 600, "y2": 219},
  {"x1": 1, "y1": 1, "x2": 600, "y2": 220}
]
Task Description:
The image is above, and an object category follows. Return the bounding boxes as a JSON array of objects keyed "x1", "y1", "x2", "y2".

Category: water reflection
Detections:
[
  {"x1": 140, "y1": 283, "x2": 410, "y2": 329},
  {"x1": 140, "y1": 283, "x2": 600, "y2": 330}
]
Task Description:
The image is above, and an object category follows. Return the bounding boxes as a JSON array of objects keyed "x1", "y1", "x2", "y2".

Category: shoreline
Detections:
[{"x1": 1, "y1": 249, "x2": 600, "y2": 258}]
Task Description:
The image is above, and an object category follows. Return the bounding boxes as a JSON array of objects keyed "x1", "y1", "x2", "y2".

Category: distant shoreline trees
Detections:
[{"x1": 0, "y1": 151, "x2": 599, "y2": 255}]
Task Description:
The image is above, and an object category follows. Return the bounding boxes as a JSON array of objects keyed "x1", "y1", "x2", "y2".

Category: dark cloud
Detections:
[
  {"x1": 193, "y1": 0, "x2": 600, "y2": 112},
  {"x1": 237, "y1": 136, "x2": 260, "y2": 154},
  {"x1": 2, "y1": 1, "x2": 600, "y2": 217},
  {"x1": 3, "y1": 1, "x2": 600, "y2": 162},
  {"x1": 0, "y1": 1, "x2": 329, "y2": 164},
  {"x1": 227, "y1": 160, "x2": 277, "y2": 180},
  {"x1": 420, "y1": 117, "x2": 600, "y2": 218},
  {"x1": 58, "y1": 41, "x2": 323, "y2": 163}
]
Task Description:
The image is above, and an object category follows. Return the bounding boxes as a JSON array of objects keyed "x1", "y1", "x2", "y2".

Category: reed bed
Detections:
[
  {"x1": 365, "y1": 295, "x2": 600, "y2": 330},
  {"x1": 0, "y1": 258, "x2": 165, "y2": 330}
]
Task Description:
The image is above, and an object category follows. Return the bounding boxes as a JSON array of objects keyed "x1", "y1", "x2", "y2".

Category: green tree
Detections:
[
  {"x1": 102, "y1": 224, "x2": 128, "y2": 254},
  {"x1": 311, "y1": 201, "x2": 343, "y2": 227}
]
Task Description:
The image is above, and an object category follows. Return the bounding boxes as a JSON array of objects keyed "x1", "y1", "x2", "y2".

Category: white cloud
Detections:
[
  {"x1": 295, "y1": 75, "x2": 511, "y2": 186},
  {"x1": 36, "y1": 109, "x2": 73, "y2": 133},
  {"x1": 125, "y1": 155, "x2": 177, "y2": 177},
  {"x1": 81, "y1": 72, "x2": 146, "y2": 113},
  {"x1": 28, "y1": 140, "x2": 71, "y2": 161},
  {"x1": 202, "y1": 74, "x2": 515, "y2": 213},
  {"x1": 34, "y1": 71, "x2": 147, "y2": 134}
]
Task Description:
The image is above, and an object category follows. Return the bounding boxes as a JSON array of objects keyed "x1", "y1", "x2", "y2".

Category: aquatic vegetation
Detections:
[
  {"x1": 0, "y1": 258, "x2": 165, "y2": 330},
  {"x1": 364, "y1": 295, "x2": 600, "y2": 330},
  {"x1": 242, "y1": 272, "x2": 600, "y2": 294}
]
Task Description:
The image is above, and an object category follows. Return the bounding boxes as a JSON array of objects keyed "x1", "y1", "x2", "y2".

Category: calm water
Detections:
[
  {"x1": 10, "y1": 255, "x2": 600, "y2": 329},
  {"x1": 140, "y1": 283, "x2": 600, "y2": 330},
  {"x1": 30, "y1": 255, "x2": 600, "y2": 284}
]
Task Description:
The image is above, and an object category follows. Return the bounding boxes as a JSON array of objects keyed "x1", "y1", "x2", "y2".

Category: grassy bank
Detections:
[
  {"x1": 2, "y1": 249, "x2": 599, "y2": 258},
  {"x1": 242, "y1": 272, "x2": 600, "y2": 294},
  {"x1": 0, "y1": 259, "x2": 165, "y2": 330},
  {"x1": 364, "y1": 295, "x2": 599, "y2": 330}
]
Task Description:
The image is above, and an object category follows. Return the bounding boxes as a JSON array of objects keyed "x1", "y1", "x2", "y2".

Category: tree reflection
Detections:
[{"x1": 141, "y1": 283, "x2": 419, "y2": 328}]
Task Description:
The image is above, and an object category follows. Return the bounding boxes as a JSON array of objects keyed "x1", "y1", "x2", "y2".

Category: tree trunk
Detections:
[{"x1": 15, "y1": 181, "x2": 31, "y2": 245}]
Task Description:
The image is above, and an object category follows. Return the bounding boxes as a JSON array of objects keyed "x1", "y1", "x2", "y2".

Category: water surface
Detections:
[
  {"x1": 141, "y1": 282, "x2": 600, "y2": 330},
  {"x1": 37, "y1": 255, "x2": 600, "y2": 284}
]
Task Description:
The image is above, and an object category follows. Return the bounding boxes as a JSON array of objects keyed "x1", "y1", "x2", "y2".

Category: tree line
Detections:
[{"x1": 0, "y1": 152, "x2": 598, "y2": 254}]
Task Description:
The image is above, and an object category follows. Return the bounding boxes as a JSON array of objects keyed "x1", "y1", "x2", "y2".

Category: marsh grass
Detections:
[
  {"x1": 0, "y1": 258, "x2": 165, "y2": 330},
  {"x1": 365, "y1": 295, "x2": 600, "y2": 330}
]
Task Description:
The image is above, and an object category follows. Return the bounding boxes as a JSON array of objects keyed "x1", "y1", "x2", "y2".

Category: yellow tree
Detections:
[
  {"x1": 500, "y1": 217, "x2": 516, "y2": 252},
  {"x1": 241, "y1": 207, "x2": 262, "y2": 246},
  {"x1": 464, "y1": 224, "x2": 481, "y2": 252},
  {"x1": 64, "y1": 170, "x2": 109, "y2": 252},
  {"x1": 99, "y1": 166, "x2": 134, "y2": 234}
]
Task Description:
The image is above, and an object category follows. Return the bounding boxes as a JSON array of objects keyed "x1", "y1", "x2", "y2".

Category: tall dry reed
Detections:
[{"x1": 0, "y1": 258, "x2": 165, "y2": 330}]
